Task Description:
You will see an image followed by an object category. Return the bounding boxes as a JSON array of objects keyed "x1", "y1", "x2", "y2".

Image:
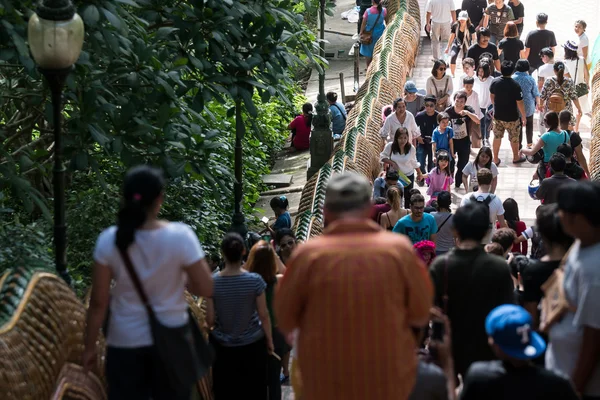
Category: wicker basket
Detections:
[{"x1": 51, "y1": 363, "x2": 106, "y2": 400}]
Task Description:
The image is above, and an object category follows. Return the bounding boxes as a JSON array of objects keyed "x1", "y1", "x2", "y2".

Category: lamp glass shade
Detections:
[{"x1": 28, "y1": 12, "x2": 84, "y2": 69}]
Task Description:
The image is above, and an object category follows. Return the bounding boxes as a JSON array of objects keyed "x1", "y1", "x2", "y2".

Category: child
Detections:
[
  {"x1": 554, "y1": 143, "x2": 585, "y2": 180},
  {"x1": 462, "y1": 76, "x2": 483, "y2": 147},
  {"x1": 265, "y1": 196, "x2": 291, "y2": 236},
  {"x1": 426, "y1": 150, "x2": 453, "y2": 204},
  {"x1": 413, "y1": 240, "x2": 436, "y2": 266},
  {"x1": 559, "y1": 110, "x2": 589, "y2": 177},
  {"x1": 456, "y1": 57, "x2": 476, "y2": 90},
  {"x1": 497, "y1": 198, "x2": 527, "y2": 255},
  {"x1": 432, "y1": 112, "x2": 454, "y2": 158}
]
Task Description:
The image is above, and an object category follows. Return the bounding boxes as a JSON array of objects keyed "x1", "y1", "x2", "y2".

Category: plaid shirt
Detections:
[{"x1": 276, "y1": 218, "x2": 433, "y2": 400}]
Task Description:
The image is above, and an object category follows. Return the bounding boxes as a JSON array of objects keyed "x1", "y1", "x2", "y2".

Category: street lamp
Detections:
[
  {"x1": 28, "y1": 0, "x2": 84, "y2": 284},
  {"x1": 307, "y1": 0, "x2": 333, "y2": 180}
]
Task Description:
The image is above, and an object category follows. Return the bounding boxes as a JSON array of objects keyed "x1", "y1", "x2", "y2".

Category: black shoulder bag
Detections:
[
  {"x1": 333, "y1": 103, "x2": 347, "y2": 120},
  {"x1": 118, "y1": 247, "x2": 214, "y2": 389}
]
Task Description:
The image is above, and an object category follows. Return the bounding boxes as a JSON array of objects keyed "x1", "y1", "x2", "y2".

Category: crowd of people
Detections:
[{"x1": 80, "y1": 2, "x2": 600, "y2": 400}]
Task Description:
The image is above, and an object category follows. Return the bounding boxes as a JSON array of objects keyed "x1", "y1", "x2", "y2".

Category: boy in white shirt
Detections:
[{"x1": 461, "y1": 76, "x2": 484, "y2": 148}]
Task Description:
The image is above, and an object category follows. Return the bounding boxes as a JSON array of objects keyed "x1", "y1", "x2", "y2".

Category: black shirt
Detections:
[
  {"x1": 452, "y1": 23, "x2": 476, "y2": 47},
  {"x1": 537, "y1": 174, "x2": 575, "y2": 204},
  {"x1": 568, "y1": 130, "x2": 582, "y2": 148},
  {"x1": 445, "y1": 105, "x2": 477, "y2": 140},
  {"x1": 524, "y1": 29, "x2": 557, "y2": 70},
  {"x1": 522, "y1": 259, "x2": 561, "y2": 303},
  {"x1": 467, "y1": 43, "x2": 499, "y2": 69},
  {"x1": 489, "y1": 76, "x2": 523, "y2": 122},
  {"x1": 461, "y1": 361, "x2": 580, "y2": 400},
  {"x1": 508, "y1": 1, "x2": 524, "y2": 32},
  {"x1": 429, "y1": 248, "x2": 514, "y2": 376},
  {"x1": 461, "y1": 0, "x2": 488, "y2": 27},
  {"x1": 415, "y1": 110, "x2": 439, "y2": 143},
  {"x1": 498, "y1": 37, "x2": 524, "y2": 65}
]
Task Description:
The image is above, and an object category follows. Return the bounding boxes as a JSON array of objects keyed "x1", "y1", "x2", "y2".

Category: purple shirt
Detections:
[{"x1": 426, "y1": 168, "x2": 454, "y2": 196}]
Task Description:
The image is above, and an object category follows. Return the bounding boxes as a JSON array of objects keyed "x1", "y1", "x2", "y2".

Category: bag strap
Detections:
[
  {"x1": 574, "y1": 58, "x2": 579, "y2": 84},
  {"x1": 118, "y1": 247, "x2": 156, "y2": 319},
  {"x1": 438, "y1": 213, "x2": 452, "y2": 231},
  {"x1": 333, "y1": 103, "x2": 347, "y2": 120},
  {"x1": 366, "y1": 9, "x2": 382, "y2": 34}
]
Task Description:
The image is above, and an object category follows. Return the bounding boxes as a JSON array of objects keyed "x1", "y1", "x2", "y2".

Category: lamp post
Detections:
[
  {"x1": 229, "y1": 98, "x2": 248, "y2": 238},
  {"x1": 28, "y1": 0, "x2": 84, "y2": 284},
  {"x1": 307, "y1": 0, "x2": 333, "y2": 180}
]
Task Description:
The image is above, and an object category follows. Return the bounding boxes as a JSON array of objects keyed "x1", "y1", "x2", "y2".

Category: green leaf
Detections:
[
  {"x1": 157, "y1": 77, "x2": 175, "y2": 98},
  {"x1": 102, "y1": 8, "x2": 122, "y2": 30},
  {"x1": 114, "y1": 0, "x2": 140, "y2": 7},
  {"x1": 157, "y1": 27, "x2": 178, "y2": 39},
  {"x1": 89, "y1": 125, "x2": 110, "y2": 146},
  {"x1": 239, "y1": 87, "x2": 257, "y2": 117},
  {"x1": 83, "y1": 5, "x2": 100, "y2": 26}
]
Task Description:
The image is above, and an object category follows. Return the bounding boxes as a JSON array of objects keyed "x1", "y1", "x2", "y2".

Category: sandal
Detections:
[
  {"x1": 494, "y1": 159, "x2": 501, "y2": 166},
  {"x1": 512, "y1": 156, "x2": 527, "y2": 164}
]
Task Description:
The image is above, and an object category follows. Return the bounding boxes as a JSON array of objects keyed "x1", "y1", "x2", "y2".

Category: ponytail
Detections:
[
  {"x1": 302, "y1": 102, "x2": 313, "y2": 127},
  {"x1": 387, "y1": 186, "x2": 402, "y2": 211},
  {"x1": 555, "y1": 61, "x2": 565, "y2": 85},
  {"x1": 115, "y1": 165, "x2": 165, "y2": 252},
  {"x1": 376, "y1": 0, "x2": 382, "y2": 14}
]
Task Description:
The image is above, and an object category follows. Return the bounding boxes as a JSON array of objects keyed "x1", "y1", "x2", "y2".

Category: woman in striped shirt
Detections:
[{"x1": 207, "y1": 233, "x2": 274, "y2": 399}]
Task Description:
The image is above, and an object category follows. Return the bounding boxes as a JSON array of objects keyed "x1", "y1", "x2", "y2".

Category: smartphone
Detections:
[
  {"x1": 261, "y1": 216, "x2": 269, "y2": 224},
  {"x1": 431, "y1": 320, "x2": 445, "y2": 341}
]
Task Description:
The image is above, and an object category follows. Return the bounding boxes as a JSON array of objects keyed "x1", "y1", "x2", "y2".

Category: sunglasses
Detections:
[
  {"x1": 438, "y1": 67, "x2": 446, "y2": 71},
  {"x1": 425, "y1": 103, "x2": 435, "y2": 107},
  {"x1": 280, "y1": 240, "x2": 295, "y2": 248}
]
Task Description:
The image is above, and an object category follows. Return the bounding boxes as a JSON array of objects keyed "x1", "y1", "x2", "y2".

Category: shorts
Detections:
[{"x1": 492, "y1": 119, "x2": 520, "y2": 143}]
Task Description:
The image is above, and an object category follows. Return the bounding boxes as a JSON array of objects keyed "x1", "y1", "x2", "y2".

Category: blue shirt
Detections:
[
  {"x1": 512, "y1": 71, "x2": 540, "y2": 117},
  {"x1": 372, "y1": 177, "x2": 404, "y2": 199},
  {"x1": 211, "y1": 272, "x2": 266, "y2": 347},
  {"x1": 541, "y1": 130, "x2": 570, "y2": 162},
  {"x1": 432, "y1": 127, "x2": 454, "y2": 152},
  {"x1": 329, "y1": 102, "x2": 347, "y2": 135},
  {"x1": 392, "y1": 213, "x2": 438, "y2": 244},
  {"x1": 273, "y1": 211, "x2": 291, "y2": 231}
]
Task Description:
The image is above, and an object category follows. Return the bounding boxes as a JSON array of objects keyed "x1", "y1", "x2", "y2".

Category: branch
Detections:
[{"x1": 10, "y1": 134, "x2": 53, "y2": 157}]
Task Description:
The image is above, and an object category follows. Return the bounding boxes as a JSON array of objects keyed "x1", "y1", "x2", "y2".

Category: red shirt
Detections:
[
  {"x1": 289, "y1": 115, "x2": 311, "y2": 150},
  {"x1": 497, "y1": 220, "x2": 527, "y2": 254}
]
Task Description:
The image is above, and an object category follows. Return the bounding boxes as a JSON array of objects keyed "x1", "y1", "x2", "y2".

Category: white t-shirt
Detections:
[
  {"x1": 474, "y1": 76, "x2": 493, "y2": 109},
  {"x1": 538, "y1": 62, "x2": 570, "y2": 79},
  {"x1": 464, "y1": 91, "x2": 483, "y2": 119},
  {"x1": 577, "y1": 33, "x2": 590, "y2": 64},
  {"x1": 460, "y1": 192, "x2": 504, "y2": 244},
  {"x1": 462, "y1": 161, "x2": 499, "y2": 191},
  {"x1": 94, "y1": 222, "x2": 205, "y2": 347},
  {"x1": 379, "y1": 111, "x2": 421, "y2": 143},
  {"x1": 380, "y1": 142, "x2": 421, "y2": 176},
  {"x1": 426, "y1": 0, "x2": 455, "y2": 23}
]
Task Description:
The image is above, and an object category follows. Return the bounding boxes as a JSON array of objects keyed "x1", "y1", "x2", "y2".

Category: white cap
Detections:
[{"x1": 458, "y1": 11, "x2": 469, "y2": 21}]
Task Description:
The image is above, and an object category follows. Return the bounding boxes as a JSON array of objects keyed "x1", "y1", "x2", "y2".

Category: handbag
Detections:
[
  {"x1": 573, "y1": 58, "x2": 589, "y2": 97},
  {"x1": 118, "y1": 247, "x2": 214, "y2": 389},
  {"x1": 539, "y1": 246, "x2": 577, "y2": 333},
  {"x1": 360, "y1": 10, "x2": 382, "y2": 45},
  {"x1": 431, "y1": 77, "x2": 450, "y2": 112}
]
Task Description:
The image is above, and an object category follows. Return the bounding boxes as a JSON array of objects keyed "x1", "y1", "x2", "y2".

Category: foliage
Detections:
[
  {"x1": 0, "y1": 218, "x2": 53, "y2": 273},
  {"x1": 0, "y1": 0, "x2": 314, "y2": 291}
]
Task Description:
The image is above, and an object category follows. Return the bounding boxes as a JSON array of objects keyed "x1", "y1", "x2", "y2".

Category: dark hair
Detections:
[
  {"x1": 537, "y1": 204, "x2": 574, "y2": 248},
  {"x1": 515, "y1": 59, "x2": 530, "y2": 73},
  {"x1": 409, "y1": 188, "x2": 421, "y2": 197},
  {"x1": 436, "y1": 150, "x2": 451, "y2": 176},
  {"x1": 463, "y1": 76, "x2": 475, "y2": 85},
  {"x1": 563, "y1": 46, "x2": 578, "y2": 61},
  {"x1": 492, "y1": 228, "x2": 517, "y2": 253},
  {"x1": 454, "y1": 90, "x2": 468, "y2": 102},
  {"x1": 454, "y1": 202, "x2": 490, "y2": 241},
  {"x1": 410, "y1": 193, "x2": 425, "y2": 205},
  {"x1": 374, "y1": 0, "x2": 382, "y2": 13},
  {"x1": 437, "y1": 191, "x2": 452, "y2": 211},
  {"x1": 554, "y1": 61, "x2": 566, "y2": 85},
  {"x1": 116, "y1": 165, "x2": 165, "y2": 252},
  {"x1": 221, "y1": 232, "x2": 246, "y2": 262},
  {"x1": 478, "y1": 61, "x2": 491, "y2": 79},
  {"x1": 391, "y1": 127, "x2": 411, "y2": 155},
  {"x1": 302, "y1": 102, "x2": 313, "y2": 127},
  {"x1": 424, "y1": 95, "x2": 437, "y2": 103},
  {"x1": 544, "y1": 111, "x2": 559, "y2": 131},
  {"x1": 383, "y1": 106, "x2": 393, "y2": 118},
  {"x1": 431, "y1": 59, "x2": 447, "y2": 77},
  {"x1": 393, "y1": 97, "x2": 404, "y2": 110},
  {"x1": 386, "y1": 170, "x2": 400, "y2": 181},
  {"x1": 270, "y1": 195, "x2": 289, "y2": 210},
  {"x1": 462, "y1": 57, "x2": 475, "y2": 68},
  {"x1": 503, "y1": 198, "x2": 520, "y2": 232},
  {"x1": 509, "y1": 254, "x2": 530, "y2": 280},
  {"x1": 549, "y1": 153, "x2": 566, "y2": 173},
  {"x1": 326, "y1": 92, "x2": 338, "y2": 103},
  {"x1": 557, "y1": 143, "x2": 573, "y2": 159},
  {"x1": 559, "y1": 110, "x2": 572, "y2": 125},
  {"x1": 558, "y1": 181, "x2": 600, "y2": 226},
  {"x1": 276, "y1": 228, "x2": 295, "y2": 245},
  {"x1": 503, "y1": 21, "x2": 519, "y2": 38},
  {"x1": 374, "y1": 196, "x2": 387, "y2": 205},
  {"x1": 539, "y1": 47, "x2": 554, "y2": 59},
  {"x1": 536, "y1": 13, "x2": 548, "y2": 24},
  {"x1": 575, "y1": 20, "x2": 587, "y2": 30},
  {"x1": 476, "y1": 167, "x2": 493, "y2": 185},
  {"x1": 437, "y1": 112, "x2": 450, "y2": 123},
  {"x1": 476, "y1": 27, "x2": 491, "y2": 43},
  {"x1": 485, "y1": 242, "x2": 505, "y2": 256},
  {"x1": 501, "y1": 60, "x2": 515, "y2": 76},
  {"x1": 474, "y1": 146, "x2": 493, "y2": 170}
]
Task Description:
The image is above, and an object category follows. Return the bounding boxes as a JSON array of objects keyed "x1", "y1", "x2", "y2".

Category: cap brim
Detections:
[
  {"x1": 497, "y1": 331, "x2": 547, "y2": 360},
  {"x1": 458, "y1": 17, "x2": 468, "y2": 20},
  {"x1": 406, "y1": 88, "x2": 418, "y2": 93}
]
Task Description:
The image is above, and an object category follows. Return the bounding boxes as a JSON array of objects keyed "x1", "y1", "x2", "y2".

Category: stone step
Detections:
[{"x1": 262, "y1": 173, "x2": 293, "y2": 188}]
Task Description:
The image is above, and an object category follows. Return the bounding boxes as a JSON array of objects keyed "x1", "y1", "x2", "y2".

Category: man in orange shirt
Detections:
[{"x1": 276, "y1": 172, "x2": 433, "y2": 400}]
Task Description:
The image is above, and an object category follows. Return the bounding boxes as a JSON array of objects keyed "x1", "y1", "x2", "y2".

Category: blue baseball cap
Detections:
[
  {"x1": 485, "y1": 304, "x2": 546, "y2": 360},
  {"x1": 404, "y1": 81, "x2": 418, "y2": 93}
]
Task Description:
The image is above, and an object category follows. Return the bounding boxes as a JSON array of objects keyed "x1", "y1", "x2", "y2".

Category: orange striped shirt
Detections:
[{"x1": 276, "y1": 218, "x2": 433, "y2": 400}]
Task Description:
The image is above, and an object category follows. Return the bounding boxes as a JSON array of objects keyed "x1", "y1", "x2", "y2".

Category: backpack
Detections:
[
  {"x1": 471, "y1": 194, "x2": 495, "y2": 227},
  {"x1": 548, "y1": 80, "x2": 566, "y2": 113}
]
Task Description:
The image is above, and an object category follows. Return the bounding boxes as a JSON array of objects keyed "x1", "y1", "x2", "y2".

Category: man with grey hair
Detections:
[{"x1": 276, "y1": 172, "x2": 433, "y2": 400}]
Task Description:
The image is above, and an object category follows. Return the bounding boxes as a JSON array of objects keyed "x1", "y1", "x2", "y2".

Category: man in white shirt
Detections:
[
  {"x1": 537, "y1": 47, "x2": 570, "y2": 92},
  {"x1": 426, "y1": 0, "x2": 457, "y2": 60},
  {"x1": 379, "y1": 97, "x2": 422, "y2": 147},
  {"x1": 459, "y1": 168, "x2": 507, "y2": 244}
]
